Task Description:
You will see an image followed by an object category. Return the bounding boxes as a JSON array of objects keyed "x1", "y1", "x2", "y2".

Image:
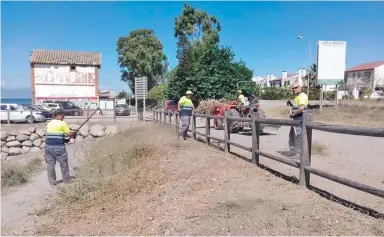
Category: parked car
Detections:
[
  {"x1": 163, "y1": 100, "x2": 178, "y2": 115},
  {"x1": 21, "y1": 104, "x2": 53, "y2": 120},
  {"x1": 35, "y1": 103, "x2": 52, "y2": 111},
  {"x1": 114, "y1": 104, "x2": 130, "y2": 116},
  {"x1": 43, "y1": 103, "x2": 63, "y2": 112},
  {"x1": 0, "y1": 103, "x2": 45, "y2": 124},
  {"x1": 43, "y1": 100, "x2": 84, "y2": 116}
]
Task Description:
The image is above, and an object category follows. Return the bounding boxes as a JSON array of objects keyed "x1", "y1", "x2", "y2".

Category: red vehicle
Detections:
[
  {"x1": 210, "y1": 96, "x2": 268, "y2": 133},
  {"x1": 163, "y1": 100, "x2": 178, "y2": 115}
]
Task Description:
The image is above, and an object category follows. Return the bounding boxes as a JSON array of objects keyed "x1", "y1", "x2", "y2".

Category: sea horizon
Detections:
[{"x1": 0, "y1": 98, "x2": 32, "y2": 104}]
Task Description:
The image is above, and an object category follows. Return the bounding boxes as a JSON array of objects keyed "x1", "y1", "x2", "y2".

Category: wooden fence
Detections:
[{"x1": 152, "y1": 109, "x2": 384, "y2": 199}]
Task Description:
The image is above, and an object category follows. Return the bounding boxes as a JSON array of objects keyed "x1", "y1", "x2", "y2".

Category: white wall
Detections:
[
  {"x1": 34, "y1": 64, "x2": 96, "y2": 85},
  {"x1": 99, "y1": 99, "x2": 114, "y2": 110},
  {"x1": 34, "y1": 64, "x2": 98, "y2": 109},
  {"x1": 374, "y1": 65, "x2": 384, "y2": 88},
  {"x1": 35, "y1": 84, "x2": 96, "y2": 98}
]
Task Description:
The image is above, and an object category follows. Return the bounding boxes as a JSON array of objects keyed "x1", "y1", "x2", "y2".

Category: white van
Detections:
[{"x1": 0, "y1": 103, "x2": 46, "y2": 123}]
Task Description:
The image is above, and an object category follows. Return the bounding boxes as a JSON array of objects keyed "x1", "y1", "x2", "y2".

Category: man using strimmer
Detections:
[
  {"x1": 44, "y1": 108, "x2": 75, "y2": 186},
  {"x1": 286, "y1": 80, "x2": 308, "y2": 159}
]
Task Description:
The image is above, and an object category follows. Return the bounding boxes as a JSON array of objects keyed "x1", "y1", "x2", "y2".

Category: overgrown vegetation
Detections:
[
  {"x1": 56, "y1": 130, "x2": 156, "y2": 204},
  {"x1": 1, "y1": 157, "x2": 43, "y2": 188}
]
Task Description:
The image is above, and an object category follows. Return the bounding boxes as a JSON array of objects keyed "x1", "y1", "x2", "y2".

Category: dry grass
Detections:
[
  {"x1": 35, "y1": 124, "x2": 164, "y2": 235},
  {"x1": 311, "y1": 141, "x2": 329, "y2": 156},
  {"x1": 195, "y1": 99, "x2": 233, "y2": 114},
  {"x1": 264, "y1": 104, "x2": 384, "y2": 127},
  {"x1": 1, "y1": 157, "x2": 43, "y2": 189},
  {"x1": 57, "y1": 131, "x2": 157, "y2": 204},
  {"x1": 34, "y1": 124, "x2": 384, "y2": 236}
]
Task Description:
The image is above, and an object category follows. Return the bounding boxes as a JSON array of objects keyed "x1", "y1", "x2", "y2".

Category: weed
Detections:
[
  {"x1": 311, "y1": 142, "x2": 329, "y2": 156},
  {"x1": 1, "y1": 157, "x2": 43, "y2": 188},
  {"x1": 56, "y1": 130, "x2": 156, "y2": 204}
]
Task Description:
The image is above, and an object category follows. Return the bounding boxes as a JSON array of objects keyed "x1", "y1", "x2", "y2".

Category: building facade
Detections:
[
  {"x1": 30, "y1": 49, "x2": 102, "y2": 109},
  {"x1": 345, "y1": 61, "x2": 384, "y2": 90}
]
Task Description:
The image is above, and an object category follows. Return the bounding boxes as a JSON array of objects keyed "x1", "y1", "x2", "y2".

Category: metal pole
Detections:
[
  {"x1": 308, "y1": 40, "x2": 311, "y2": 96},
  {"x1": 298, "y1": 36, "x2": 312, "y2": 96}
]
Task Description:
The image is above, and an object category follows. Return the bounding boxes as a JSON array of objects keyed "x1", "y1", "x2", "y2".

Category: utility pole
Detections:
[{"x1": 297, "y1": 35, "x2": 312, "y2": 96}]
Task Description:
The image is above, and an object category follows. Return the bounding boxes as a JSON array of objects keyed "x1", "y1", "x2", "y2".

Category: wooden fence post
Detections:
[
  {"x1": 192, "y1": 114, "x2": 197, "y2": 140},
  {"x1": 205, "y1": 116, "x2": 211, "y2": 145},
  {"x1": 299, "y1": 112, "x2": 310, "y2": 187},
  {"x1": 251, "y1": 111, "x2": 260, "y2": 165},
  {"x1": 305, "y1": 112, "x2": 314, "y2": 187},
  {"x1": 87, "y1": 103, "x2": 90, "y2": 126},
  {"x1": 7, "y1": 108, "x2": 10, "y2": 124},
  {"x1": 30, "y1": 109, "x2": 34, "y2": 123},
  {"x1": 156, "y1": 110, "x2": 158, "y2": 123},
  {"x1": 224, "y1": 113, "x2": 231, "y2": 153},
  {"x1": 176, "y1": 113, "x2": 180, "y2": 139},
  {"x1": 113, "y1": 100, "x2": 116, "y2": 124}
]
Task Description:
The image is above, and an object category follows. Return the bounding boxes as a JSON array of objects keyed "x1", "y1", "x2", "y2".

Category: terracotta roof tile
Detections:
[
  {"x1": 30, "y1": 49, "x2": 102, "y2": 67},
  {"x1": 346, "y1": 61, "x2": 384, "y2": 72}
]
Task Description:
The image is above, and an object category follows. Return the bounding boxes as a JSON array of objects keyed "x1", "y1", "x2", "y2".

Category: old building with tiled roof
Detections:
[
  {"x1": 345, "y1": 61, "x2": 384, "y2": 91},
  {"x1": 30, "y1": 49, "x2": 101, "y2": 67},
  {"x1": 30, "y1": 49, "x2": 102, "y2": 108}
]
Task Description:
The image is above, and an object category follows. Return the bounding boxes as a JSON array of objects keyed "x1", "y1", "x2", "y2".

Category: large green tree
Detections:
[
  {"x1": 165, "y1": 3, "x2": 253, "y2": 101},
  {"x1": 117, "y1": 29, "x2": 168, "y2": 92}
]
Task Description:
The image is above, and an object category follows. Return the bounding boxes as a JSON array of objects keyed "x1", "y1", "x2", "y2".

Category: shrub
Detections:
[{"x1": 1, "y1": 157, "x2": 43, "y2": 188}]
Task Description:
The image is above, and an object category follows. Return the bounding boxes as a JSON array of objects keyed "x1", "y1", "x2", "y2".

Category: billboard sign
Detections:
[{"x1": 316, "y1": 41, "x2": 347, "y2": 85}]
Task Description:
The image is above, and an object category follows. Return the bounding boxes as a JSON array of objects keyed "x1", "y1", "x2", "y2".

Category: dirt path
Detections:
[
  {"x1": 33, "y1": 124, "x2": 383, "y2": 235},
  {"x1": 1, "y1": 139, "x2": 94, "y2": 235},
  {"x1": 195, "y1": 124, "x2": 384, "y2": 212},
  {"x1": 1, "y1": 121, "x2": 138, "y2": 235},
  {"x1": 162, "y1": 105, "x2": 384, "y2": 214}
]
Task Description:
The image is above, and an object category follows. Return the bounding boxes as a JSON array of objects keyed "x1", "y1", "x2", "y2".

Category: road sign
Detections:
[{"x1": 134, "y1": 77, "x2": 148, "y2": 120}]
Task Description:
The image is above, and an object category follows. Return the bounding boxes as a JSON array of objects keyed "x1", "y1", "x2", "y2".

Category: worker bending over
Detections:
[
  {"x1": 45, "y1": 109, "x2": 74, "y2": 186},
  {"x1": 178, "y1": 90, "x2": 195, "y2": 140},
  {"x1": 286, "y1": 81, "x2": 308, "y2": 157}
]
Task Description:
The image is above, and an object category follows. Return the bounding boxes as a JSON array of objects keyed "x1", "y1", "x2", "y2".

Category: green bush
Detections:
[
  {"x1": 259, "y1": 87, "x2": 292, "y2": 100},
  {"x1": 148, "y1": 84, "x2": 166, "y2": 103}
]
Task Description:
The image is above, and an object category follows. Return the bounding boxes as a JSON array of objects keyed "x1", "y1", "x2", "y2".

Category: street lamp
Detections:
[{"x1": 297, "y1": 35, "x2": 311, "y2": 95}]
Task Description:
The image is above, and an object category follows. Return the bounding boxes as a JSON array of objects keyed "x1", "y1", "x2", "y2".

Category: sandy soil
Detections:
[
  {"x1": 1, "y1": 108, "x2": 383, "y2": 235},
  {"x1": 32, "y1": 124, "x2": 383, "y2": 235},
  {"x1": 1, "y1": 121, "x2": 137, "y2": 235},
  {"x1": 189, "y1": 100, "x2": 384, "y2": 214}
]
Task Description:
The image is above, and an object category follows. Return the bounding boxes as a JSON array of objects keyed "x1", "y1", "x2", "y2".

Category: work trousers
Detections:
[
  {"x1": 44, "y1": 144, "x2": 70, "y2": 185},
  {"x1": 180, "y1": 115, "x2": 191, "y2": 138},
  {"x1": 288, "y1": 116, "x2": 303, "y2": 155}
]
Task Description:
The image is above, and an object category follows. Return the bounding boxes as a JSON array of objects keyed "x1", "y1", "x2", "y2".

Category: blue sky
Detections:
[{"x1": 1, "y1": 1, "x2": 384, "y2": 97}]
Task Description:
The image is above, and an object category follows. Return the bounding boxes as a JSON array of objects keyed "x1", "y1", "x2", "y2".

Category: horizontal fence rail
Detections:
[{"x1": 151, "y1": 109, "x2": 384, "y2": 200}]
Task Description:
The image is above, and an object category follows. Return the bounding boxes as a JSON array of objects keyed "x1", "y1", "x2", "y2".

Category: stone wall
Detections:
[{"x1": 1, "y1": 124, "x2": 118, "y2": 160}]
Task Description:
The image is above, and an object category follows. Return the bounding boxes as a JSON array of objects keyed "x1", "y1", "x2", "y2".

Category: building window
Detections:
[
  {"x1": 70, "y1": 65, "x2": 76, "y2": 71},
  {"x1": 364, "y1": 71, "x2": 371, "y2": 79}
]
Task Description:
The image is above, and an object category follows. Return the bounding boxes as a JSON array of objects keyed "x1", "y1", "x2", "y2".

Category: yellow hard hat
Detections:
[{"x1": 186, "y1": 90, "x2": 193, "y2": 95}]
